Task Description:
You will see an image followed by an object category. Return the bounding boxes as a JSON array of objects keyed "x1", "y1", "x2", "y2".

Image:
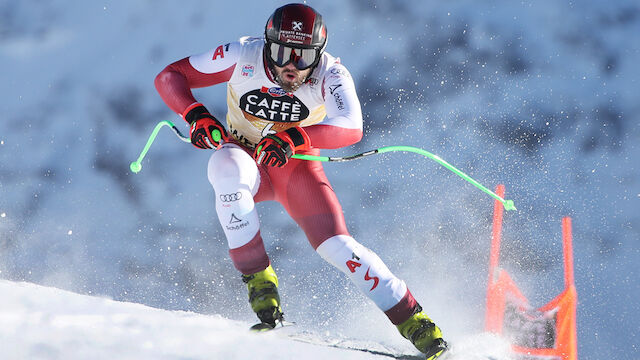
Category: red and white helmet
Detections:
[{"x1": 264, "y1": 3, "x2": 327, "y2": 70}]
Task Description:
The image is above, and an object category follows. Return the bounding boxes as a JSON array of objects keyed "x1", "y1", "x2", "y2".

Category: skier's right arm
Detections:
[{"x1": 154, "y1": 42, "x2": 240, "y2": 148}]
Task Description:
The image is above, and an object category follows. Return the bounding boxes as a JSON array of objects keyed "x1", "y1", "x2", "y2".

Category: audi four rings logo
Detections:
[{"x1": 220, "y1": 192, "x2": 242, "y2": 202}]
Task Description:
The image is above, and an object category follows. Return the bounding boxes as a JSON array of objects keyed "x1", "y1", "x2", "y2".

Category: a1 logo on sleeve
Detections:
[{"x1": 212, "y1": 43, "x2": 231, "y2": 60}]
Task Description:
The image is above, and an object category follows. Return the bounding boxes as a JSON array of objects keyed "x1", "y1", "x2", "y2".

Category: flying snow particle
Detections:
[
  {"x1": 67, "y1": 230, "x2": 73, "y2": 235},
  {"x1": 1, "y1": 213, "x2": 6, "y2": 218}
]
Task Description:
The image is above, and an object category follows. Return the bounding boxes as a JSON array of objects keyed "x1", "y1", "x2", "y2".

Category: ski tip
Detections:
[
  {"x1": 249, "y1": 323, "x2": 276, "y2": 332},
  {"x1": 249, "y1": 320, "x2": 295, "y2": 332}
]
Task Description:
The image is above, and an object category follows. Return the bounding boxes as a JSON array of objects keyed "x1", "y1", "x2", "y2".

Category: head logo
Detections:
[{"x1": 292, "y1": 21, "x2": 303, "y2": 31}]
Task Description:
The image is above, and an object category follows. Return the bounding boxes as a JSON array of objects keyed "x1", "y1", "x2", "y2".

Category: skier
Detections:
[{"x1": 154, "y1": 3, "x2": 447, "y2": 359}]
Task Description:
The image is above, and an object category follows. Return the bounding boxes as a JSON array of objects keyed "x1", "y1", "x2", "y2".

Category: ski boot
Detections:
[
  {"x1": 242, "y1": 264, "x2": 284, "y2": 331},
  {"x1": 397, "y1": 305, "x2": 448, "y2": 360}
]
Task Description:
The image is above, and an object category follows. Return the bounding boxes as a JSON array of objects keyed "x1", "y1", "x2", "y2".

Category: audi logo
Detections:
[{"x1": 220, "y1": 192, "x2": 242, "y2": 202}]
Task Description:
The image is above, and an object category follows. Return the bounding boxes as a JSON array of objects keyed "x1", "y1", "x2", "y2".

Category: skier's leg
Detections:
[
  {"x1": 270, "y1": 156, "x2": 447, "y2": 357},
  {"x1": 208, "y1": 143, "x2": 283, "y2": 327},
  {"x1": 208, "y1": 143, "x2": 266, "y2": 275},
  {"x1": 316, "y1": 234, "x2": 447, "y2": 358},
  {"x1": 315, "y1": 234, "x2": 410, "y2": 316},
  {"x1": 269, "y1": 157, "x2": 413, "y2": 319}
]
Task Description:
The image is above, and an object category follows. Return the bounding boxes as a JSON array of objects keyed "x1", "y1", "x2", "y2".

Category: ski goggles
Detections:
[{"x1": 267, "y1": 41, "x2": 321, "y2": 70}]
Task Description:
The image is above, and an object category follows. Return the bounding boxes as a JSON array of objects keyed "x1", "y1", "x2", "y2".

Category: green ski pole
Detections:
[
  {"x1": 293, "y1": 149, "x2": 516, "y2": 211},
  {"x1": 129, "y1": 120, "x2": 192, "y2": 173},
  {"x1": 131, "y1": 120, "x2": 516, "y2": 211}
]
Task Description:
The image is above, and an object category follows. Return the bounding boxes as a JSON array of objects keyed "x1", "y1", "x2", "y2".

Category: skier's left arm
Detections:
[{"x1": 304, "y1": 63, "x2": 363, "y2": 149}]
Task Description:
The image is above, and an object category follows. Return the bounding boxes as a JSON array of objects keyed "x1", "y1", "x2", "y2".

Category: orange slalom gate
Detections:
[{"x1": 484, "y1": 185, "x2": 578, "y2": 360}]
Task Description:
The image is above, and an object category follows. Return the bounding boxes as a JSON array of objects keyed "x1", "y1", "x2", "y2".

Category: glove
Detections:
[
  {"x1": 184, "y1": 103, "x2": 228, "y2": 149},
  {"x1": 253, "y1": 127, "x2": 311, "y2": 167}
]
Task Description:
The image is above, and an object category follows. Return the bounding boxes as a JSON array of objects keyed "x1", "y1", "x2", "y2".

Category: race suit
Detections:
[{"x1": 155, "y1": 36, "x2": 418, "y2": 325}]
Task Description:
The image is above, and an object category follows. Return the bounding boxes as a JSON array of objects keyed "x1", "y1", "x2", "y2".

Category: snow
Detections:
[
  {"x1": 1, "y1": 1, "x2": 639, "y2": 359},
  {"x1": 0, "y1": 280, "x2": 376, "y2": 359},
  {"x1": 0, "y1": 279, "x2": 512, "y2": 360}
]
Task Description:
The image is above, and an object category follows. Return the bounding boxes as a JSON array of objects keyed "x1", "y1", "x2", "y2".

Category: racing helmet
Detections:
[{"x1": 264, "y1": 3, "x2": 327, "y2": 71}]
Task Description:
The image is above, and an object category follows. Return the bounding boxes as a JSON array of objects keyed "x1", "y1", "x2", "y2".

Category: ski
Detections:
[
  {"x1": 284, "y1": 331, "x2": 427, "y2": 360},
  {"x1": 249, "y1": 320, "x2": 450, "y2": 359},
  {"x1": 249, "y1": 320, "x2": 295, "y2": 332}
]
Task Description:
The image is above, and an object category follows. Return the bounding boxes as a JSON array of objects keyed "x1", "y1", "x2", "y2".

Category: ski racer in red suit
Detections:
[{"x1": 154, "y1": 4, "x2": 447, "y2": 358}]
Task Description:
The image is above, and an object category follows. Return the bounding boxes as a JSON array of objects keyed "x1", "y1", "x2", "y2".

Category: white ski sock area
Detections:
[
  {"x1": 214, "y1": 185, "x2": 259, "y2": 249},
  {"x1": 208, "y1": 144, "x2": 261, "y2": 249},
  {"x1": 316, "y1": 235, "x2": 408, "y2": 311}
]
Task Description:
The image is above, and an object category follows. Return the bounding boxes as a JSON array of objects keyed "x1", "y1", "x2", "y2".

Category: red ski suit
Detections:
[{"x1": 155, "y1": 37, "x2": 417, "y2": 325}]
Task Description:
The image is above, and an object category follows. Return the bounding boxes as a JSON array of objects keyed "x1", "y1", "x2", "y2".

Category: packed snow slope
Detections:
[
  {"x1": 0, "y1": 280, "x2": 514, "y2": 360},
  {"x1": 1, "y1": 1, "x2": 639, "y2": 359}
]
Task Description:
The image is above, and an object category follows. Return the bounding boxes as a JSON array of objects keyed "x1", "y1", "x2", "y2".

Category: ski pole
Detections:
[
  {"x1": 294, "y1": 149, "x2": 516, "y2": 211},
  {"x1": 129, "y1": 120, "x2": 193, "y2": 173},
  {"x1": 130, "y1": 120, "x2": 516, "y2": 211}
]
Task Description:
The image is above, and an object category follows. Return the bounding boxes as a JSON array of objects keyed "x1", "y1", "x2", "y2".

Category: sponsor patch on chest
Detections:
[
  {"x1": 241, "y1": 65, "x2": 254, "y2": 77},
  {"x1": 239, "y1": 86, "x2": 310, "y2": 123}
]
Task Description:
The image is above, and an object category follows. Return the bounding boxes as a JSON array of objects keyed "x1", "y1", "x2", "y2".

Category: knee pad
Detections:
[
  {"x1": 208, "y1": 143, "x2": 259, "y2": 195},
  {"x1": 316, "y1": 235, "x2": 408, "y2": 311}
]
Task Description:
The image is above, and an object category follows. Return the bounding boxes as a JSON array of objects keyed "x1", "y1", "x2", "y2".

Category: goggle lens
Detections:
[{"x1": 269, "y1": 42, "x2": 318, "y2": 70}]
